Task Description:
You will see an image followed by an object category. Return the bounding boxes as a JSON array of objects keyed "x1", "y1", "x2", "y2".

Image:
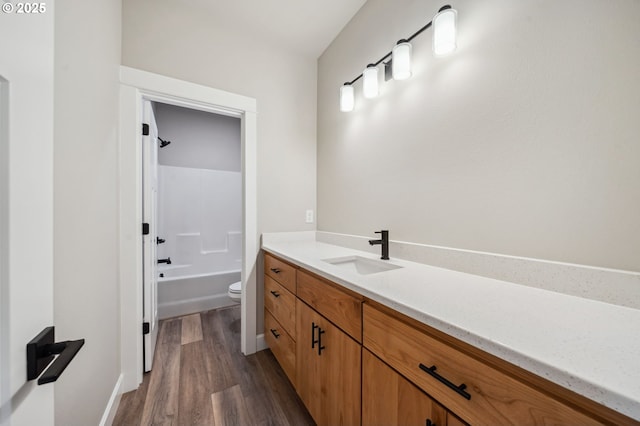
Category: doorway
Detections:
[
  {"x1": 153, "y1": 103, "x2": 243, "y2": 319},
  {"x1": 119, "y1": 67, "x2": 258, "y2": 392}
]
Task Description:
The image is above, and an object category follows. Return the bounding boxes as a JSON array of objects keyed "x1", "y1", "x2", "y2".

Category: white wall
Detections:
[
  {"x1": 154, "y1": 103, "x2": 241, "y2": 172},
  {"x1": 317, "y1": 0, "x2": 640, "y2": 272},
  {"x1": 122, "y1": 0, "x2": 317, "y2": 235},
  {"x1": 54, "y1": 1, "x2": 122, "y2": 424},
  {"x1": 122, "y1": 0, "x2": 318, "y2": 333}
]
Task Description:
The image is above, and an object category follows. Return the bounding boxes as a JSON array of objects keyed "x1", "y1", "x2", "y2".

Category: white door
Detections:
[
  {"x1": 142, "y1": 100, "x2": 159, "y2": 372},
  {"x1": 0, "y1": 5, "x2": 55, "y2": 426}
]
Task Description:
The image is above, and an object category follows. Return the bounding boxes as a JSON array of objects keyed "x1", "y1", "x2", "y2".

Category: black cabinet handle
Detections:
[
  {"x1": 426, "y1": 419, "x2": 436, "y2": 426},
  {"x1": 311, "y1": 322, "x2": 326, "y2": 355},
  {"x1": 27, "y1": 327, "x2": 85, "y2": 385},
  {"x1": 270, "y1": 329, "x2": 280, "y2": 339},
  {"x1": 270, "y1": 290, "x2": 280, "y2": 298},
  {"x1": 318, "y1": 328, "x2": 326, "y2": 355},
  {"x1": 419, "y1": 363, "x2": 471, "y2": 400},
  {"x1": 270, "y1": 267, "x2": 281, "y2": 274},
  {"x1": 311, "y1": 322, "x2": 319, "y2": 349}
]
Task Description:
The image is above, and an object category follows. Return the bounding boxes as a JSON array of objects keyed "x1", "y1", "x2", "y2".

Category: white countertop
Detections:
[{"x1": 262, "y1": 232, "x2": 640, "y2": 420}]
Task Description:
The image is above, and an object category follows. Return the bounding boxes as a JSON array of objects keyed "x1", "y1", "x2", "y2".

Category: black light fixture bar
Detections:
[{"x1": 345, "y1": 5, "x2": 451, "y2": 86}]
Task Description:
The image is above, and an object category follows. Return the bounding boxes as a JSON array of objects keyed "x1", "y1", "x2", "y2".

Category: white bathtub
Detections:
[{"x1": 157, "y1": 268, "x2": 240, "y2": 319}]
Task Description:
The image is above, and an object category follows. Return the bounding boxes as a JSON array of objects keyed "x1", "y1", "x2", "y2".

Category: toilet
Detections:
[{"x1": 228, "y1": 281, "x2": 242, "y2": 303}]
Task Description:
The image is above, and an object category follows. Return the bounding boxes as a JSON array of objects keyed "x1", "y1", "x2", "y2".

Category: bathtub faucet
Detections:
[{"x1": 157, "y1": 257, "x2": 172, "y2": 265}]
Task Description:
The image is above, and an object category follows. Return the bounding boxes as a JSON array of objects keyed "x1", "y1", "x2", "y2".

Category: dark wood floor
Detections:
[{"x1": 113, "y1": 306, "x2": 315, "y2": 425}]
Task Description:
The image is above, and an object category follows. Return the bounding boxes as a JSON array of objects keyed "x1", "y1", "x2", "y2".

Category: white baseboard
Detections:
[
  {"x1": 256, "y1": 333, "x2": 267, "y2": 352},
  {"x1": 99, "y1": 374, "x2": 123, "y2": 426}
]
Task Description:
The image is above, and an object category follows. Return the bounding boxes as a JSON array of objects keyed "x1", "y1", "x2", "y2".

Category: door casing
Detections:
[{"x1": 118, "y1": 66, "x2": 258, "y2": 391}]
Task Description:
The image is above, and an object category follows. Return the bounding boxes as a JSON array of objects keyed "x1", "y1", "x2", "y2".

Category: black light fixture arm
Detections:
[{"x1": 344, "y1": 4, "x2": 451, "y2": 86}]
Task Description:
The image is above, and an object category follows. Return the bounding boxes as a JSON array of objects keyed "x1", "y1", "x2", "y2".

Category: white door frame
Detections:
[{"x1": 118, "y1": 66, "x2": 258, "y2": 392}]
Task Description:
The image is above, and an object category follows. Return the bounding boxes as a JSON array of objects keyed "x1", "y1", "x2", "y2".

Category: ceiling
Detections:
[{"x1": 191, "y1": 0, "x2": 368, "y2": 58}]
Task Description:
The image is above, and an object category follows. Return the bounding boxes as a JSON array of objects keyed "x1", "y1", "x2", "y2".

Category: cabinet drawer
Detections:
[
  {"x1": 264, "y1": 275, "x2": 296, "y2": 338},
  {"x1": 363, "y1": 304, "x2": 600, "y2": 426},
  {"x1": 297, "y1": 270, "x2": 362, "y2": 342},
  {"x1": 264, "y1": 253, "x2": 296, "y2": 294},
  {"x1": 265, "y1": 310, "x2": 296, "y2": 385}
]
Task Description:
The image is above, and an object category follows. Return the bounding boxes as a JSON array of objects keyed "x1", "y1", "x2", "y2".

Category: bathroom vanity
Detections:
[{"x1": 262, "y1": 233, "x2": 640, "y2": 425}]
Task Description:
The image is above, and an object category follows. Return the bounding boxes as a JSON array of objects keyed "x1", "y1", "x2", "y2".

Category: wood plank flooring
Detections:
[
  {"x1": 114, "y1": 306, "x2": 314, "y2": 426},
  {"x1": 181, "y1": 314, "x2": 203, "y2": 345}
]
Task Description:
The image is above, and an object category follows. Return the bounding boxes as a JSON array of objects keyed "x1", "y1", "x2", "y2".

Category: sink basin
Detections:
[{"x1": 322, "y1": 256, "x2": 402, "y2": 275}]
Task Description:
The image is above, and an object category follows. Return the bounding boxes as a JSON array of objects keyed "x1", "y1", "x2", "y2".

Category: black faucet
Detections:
[
  {"x1": 368, "y1": 230, "x2": 389, "y2": 260},
  {"x1": 158, "y1": 257, "x2": 172, "y2": 265}
]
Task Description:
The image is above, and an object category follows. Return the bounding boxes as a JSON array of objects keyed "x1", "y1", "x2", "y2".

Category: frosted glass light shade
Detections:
[
  {"x1": 340, "y1": 84, "x2": 354, "y2": 112},
  {"x1": 433, "y1": 8, "x2": 457, "y2": 56},
  {"x1": 392, "y1": 41, "x2": 412, "y2": 80},
  {"x1": 362, "y1": 65, "x2": 379, "y2": 99}
]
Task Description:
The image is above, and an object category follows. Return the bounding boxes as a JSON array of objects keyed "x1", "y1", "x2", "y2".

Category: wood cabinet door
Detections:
[
  {"x1": 296, "y1": 299, "x2": 361, "y2": 426},
  {"x1": 363, "y1": 349, "x2": 447, "y2": 426}
]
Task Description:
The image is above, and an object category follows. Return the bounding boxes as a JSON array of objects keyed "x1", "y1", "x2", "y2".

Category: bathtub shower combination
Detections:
[{"x1": 157, "y1": 165, "x2": 241, "y2": 319}]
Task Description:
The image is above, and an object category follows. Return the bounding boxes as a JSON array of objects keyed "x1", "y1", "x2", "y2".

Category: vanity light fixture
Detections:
[
  {"x1": 340, "y1": 83, "x2": 355, "y2": 112},
  {"x1": 363, "y1": 64, "x2": 379, "y2": 98},
  {"x1": 339, "y1": 4, "x2": 457, "y2": 112},
  {"x1": 392, "y1": 40, "x2": 412, "y2": 80},
  {"x1": 433, "y1": 6, "x2": 457, "y2": 56}
]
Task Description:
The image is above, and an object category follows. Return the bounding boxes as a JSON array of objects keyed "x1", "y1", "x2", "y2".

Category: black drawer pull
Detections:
[
  {"x1": 419, "y1": 363, "x2": 471, "y2": 400},
  {"x1": 270, "y1": 267, "x2": 281, "y2": 274},
  {"x1": 311, "y1": 322, "x2": 319, "y2": 349},
  {"x1": 318, "y1": 328, "x2": 326, "y2": 355},
  {"x1": 270, "y1": 329, "x2": 280, "y2": 339},
  {"x1": 270, "y1": 290, "x2": 280, "y2": 298}
]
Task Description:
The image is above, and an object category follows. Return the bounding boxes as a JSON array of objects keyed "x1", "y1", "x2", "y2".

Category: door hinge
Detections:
[
  {"x1": 142, "y1": 223, "x2": 149, "y2": 235},
  {"x1": 143, "y1": 322, "x2": 150, "y2": 335},
  {"x1": 142, "y1": 123, "x2": 149, "y2": 136}
]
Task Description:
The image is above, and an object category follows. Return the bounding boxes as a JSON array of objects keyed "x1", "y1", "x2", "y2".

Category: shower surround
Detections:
[{"x1": 157, "y1": 165, "x2": 241, "y2": 318}]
